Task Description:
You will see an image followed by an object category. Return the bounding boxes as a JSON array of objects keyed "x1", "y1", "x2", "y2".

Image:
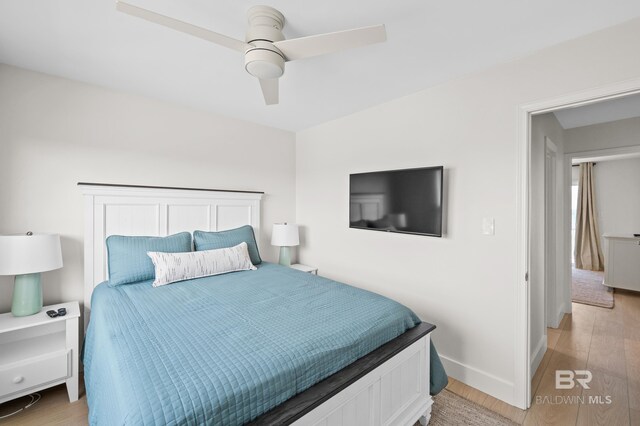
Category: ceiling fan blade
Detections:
[
  {"x1": 273, "y1": 24, "x2": 386, "y2": 61},
  {"x1": 259, "y1": 79, "x2": 279, "y2": 105},
  {"x1": 116, "y1": 1, "x2": 251, "y2": 53}
]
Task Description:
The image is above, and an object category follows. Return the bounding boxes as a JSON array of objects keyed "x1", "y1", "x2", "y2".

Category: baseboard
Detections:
[
  {"x1": 548, "y1": 301, "x2": 570, "y2": 329},
  {"x1": 530, "y1": 336, "x2": 547, "y2": 376},
  {"x1": 439, "y1": 355, "x2": 516, "y2": 407},
  {"x1": 556, "y1": 302, "x2": 570, "y2": 326}
]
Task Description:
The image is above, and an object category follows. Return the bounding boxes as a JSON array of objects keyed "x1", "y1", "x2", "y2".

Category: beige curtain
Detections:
[{"x1": 574, "y1": 163, "x2": 604, "y2": 271}]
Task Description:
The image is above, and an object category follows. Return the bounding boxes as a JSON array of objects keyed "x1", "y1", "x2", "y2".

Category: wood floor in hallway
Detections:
[{"x1": 447, "y1": 288, "x2": 640, "y2": 425}]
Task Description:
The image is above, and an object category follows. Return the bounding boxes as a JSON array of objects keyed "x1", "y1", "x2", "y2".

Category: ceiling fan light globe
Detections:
[
  {"x1": 246, "y1": 61, "x2": 283, "y2": 79},
  {"x1": 244, "y1": 49, "x2": 284, "y2": 79}
]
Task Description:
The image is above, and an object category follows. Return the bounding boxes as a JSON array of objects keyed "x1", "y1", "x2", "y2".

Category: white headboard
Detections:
[{"x1": 80, "y1": 183, "x2": 263, "y2": 327}]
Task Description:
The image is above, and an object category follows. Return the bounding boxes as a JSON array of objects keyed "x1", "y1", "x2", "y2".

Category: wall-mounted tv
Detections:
[{"x1": 349, "y1": 166, "x2": 443, "y2": 237}]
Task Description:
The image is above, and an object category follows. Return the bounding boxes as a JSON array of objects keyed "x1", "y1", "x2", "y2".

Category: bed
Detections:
[{"x1": 80, "y1": 183, "x2": 447, "y2": 425}]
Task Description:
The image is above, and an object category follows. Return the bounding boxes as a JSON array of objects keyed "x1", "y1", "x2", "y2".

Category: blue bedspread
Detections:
[{"x1": 84, "y1": 263, "x2": 443, "y2": 425}]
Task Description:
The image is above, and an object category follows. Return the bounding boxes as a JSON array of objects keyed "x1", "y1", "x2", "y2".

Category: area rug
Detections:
[
  {"x1": 421, "y1": 390, "x2": 518, "y2": 426},
  {"x1": 572, "y1": 267, "x2": 614, "y2": 308}
]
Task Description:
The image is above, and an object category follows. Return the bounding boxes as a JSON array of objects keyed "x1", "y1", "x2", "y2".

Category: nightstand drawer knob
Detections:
[{"x1": 12, "y1": 376, "x2": 24, "y2": 384}]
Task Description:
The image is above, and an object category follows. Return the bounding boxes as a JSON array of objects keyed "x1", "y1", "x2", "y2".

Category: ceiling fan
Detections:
[{"x1": 116, "y1": 1, "x2": 387, "y2": 105}]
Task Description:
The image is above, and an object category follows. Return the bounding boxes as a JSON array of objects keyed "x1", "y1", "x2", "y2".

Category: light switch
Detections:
[{"x1": 482, "y1": 217, "x2": 495, "y2": 236}]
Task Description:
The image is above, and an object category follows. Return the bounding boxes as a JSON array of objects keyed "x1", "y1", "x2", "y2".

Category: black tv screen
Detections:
[{"x1": 349, "y1": 166, "x2": 443, "y2": 237}]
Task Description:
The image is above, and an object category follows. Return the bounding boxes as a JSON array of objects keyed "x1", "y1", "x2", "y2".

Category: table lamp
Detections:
[
  {"x1": 271, "y1": 223, "x2": 299, "y2": 266},
  {"x1": 0, "y1": 232, "x2": 63, "y2": 316}
]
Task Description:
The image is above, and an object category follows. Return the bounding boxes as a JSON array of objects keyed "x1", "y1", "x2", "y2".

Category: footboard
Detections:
[
  {"x1": 294, "y1": 334, "x2": 432, "y2": 426},
  {"x1": 250, "y1": 322, "x2": 435, "y2": 426}
]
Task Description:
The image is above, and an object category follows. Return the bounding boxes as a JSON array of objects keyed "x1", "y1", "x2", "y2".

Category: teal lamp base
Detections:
[
  {"x1": 278, "y1": 246, "x2": 292, "y2": 266},
  {"x1": 12, "y1": 272, "x2": 43, "y2": 317}
]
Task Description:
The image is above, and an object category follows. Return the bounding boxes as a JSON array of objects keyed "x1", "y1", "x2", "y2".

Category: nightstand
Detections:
[
  {"x1": 290, "y1": 264, "x2": 318, "y2": 275},
  {"x1": 0, "y1": 301, "x2": 80, "y2": 404}
]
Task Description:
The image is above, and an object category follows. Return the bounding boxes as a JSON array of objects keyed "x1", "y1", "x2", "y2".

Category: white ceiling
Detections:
[
  {"x1": 2, "y1": 1, "x2": 640, "y2": 131},
  {"x1": 554, "y1": 93, "x2": 640, "y2": 129}
]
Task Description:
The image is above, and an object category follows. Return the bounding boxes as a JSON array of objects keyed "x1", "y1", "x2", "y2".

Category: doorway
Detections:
[{"x1": 516, "y1": 80, "x2": 640, "y2": 410}]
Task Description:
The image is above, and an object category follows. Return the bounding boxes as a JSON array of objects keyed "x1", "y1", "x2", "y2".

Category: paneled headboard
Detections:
[{"x1": 79, "y1": 183, "x2": 263, "y2": 327}]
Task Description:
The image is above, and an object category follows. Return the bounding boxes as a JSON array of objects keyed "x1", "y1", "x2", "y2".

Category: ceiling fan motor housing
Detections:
[
  {"x1": 246, "y1": 6, "x2": 285, "y2": 43},
  {"x1": 244, "y1": 6, "x2": 286, "y2": 79}
]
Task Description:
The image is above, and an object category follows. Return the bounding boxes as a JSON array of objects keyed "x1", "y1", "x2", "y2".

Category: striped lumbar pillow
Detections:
[{"x1": 147, "y1": 242, "x2": 256, "y2": 287}]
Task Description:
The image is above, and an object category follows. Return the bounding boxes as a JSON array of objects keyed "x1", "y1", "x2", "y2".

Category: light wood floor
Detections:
[
  {"x1": 2, "y1": 289, "x2": 639, "y2": 425},
  {"x1": 448, "y1": 288, "x2": 640, "y2": 425}
]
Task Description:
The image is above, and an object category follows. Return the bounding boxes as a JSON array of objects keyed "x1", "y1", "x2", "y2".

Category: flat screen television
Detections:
[{"x1": 349, "y1": 166, "x2": 443, "y2": 237}]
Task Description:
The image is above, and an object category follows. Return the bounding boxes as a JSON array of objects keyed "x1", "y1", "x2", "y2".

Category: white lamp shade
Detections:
[
  {"x1": 271, "y1": 223, "x2": 299, "y2": 247},
  {"x1": 0, "y1": 233, "x2": 63, "y2": 275}
]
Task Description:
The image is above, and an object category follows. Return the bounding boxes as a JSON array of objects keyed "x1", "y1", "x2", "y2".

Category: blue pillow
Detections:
[
  {"x1": 106, "y1": 232, "x2": 192, "y2": 286},
  {"x1": 193, "y1": 225, "x2": 262, "y2": 265}
]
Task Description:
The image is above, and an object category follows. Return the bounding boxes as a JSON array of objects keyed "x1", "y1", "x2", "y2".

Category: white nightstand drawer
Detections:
[{"x1": 0, "y1": 350, "x2": 69, "y2": 397}]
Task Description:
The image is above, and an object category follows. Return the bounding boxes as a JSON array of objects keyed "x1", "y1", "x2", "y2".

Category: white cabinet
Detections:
[
  {"x1": 0, "y1": 302, "x2": 79, "y2": 404},
  {"x1": 603, "y1": 235, "x2": 640, "y2": 292}
]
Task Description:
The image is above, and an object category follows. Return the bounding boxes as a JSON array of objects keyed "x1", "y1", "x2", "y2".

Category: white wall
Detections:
[
  {"x1": 296, "y1": 18, "x2": 640, "y2": 406},
  {"x1": 529, "y1": 114, "x2": 568, "y2": 375},
  {"x1": 565, "y1": 116, "x2": 640, "y2": 153},
  {"x1": 0, "y1": 64, "x2": 296, "y2": 314},
  {"x1": 594, "y1": 157, "x2": 640, "y2": 238}
]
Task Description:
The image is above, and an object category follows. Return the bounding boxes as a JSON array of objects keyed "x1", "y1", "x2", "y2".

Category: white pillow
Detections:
[{"x1": 147, "y1": 242, "x2": 256, "y2": 287}]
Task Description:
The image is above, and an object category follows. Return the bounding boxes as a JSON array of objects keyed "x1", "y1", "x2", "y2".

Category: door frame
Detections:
[
  {"x1": 515, "y1": 78, "x2": 640, "y2": 409},
  {"x1": 544, "y1": 137, "x2": 558, "y2": 329}
]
